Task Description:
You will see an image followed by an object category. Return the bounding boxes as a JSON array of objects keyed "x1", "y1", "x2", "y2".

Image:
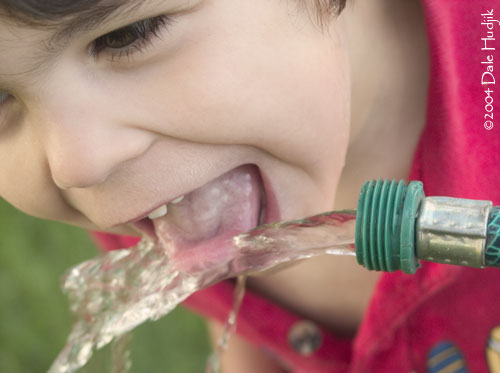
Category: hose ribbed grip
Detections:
[
  {"x1": 355, "y1": 179, "x2": 425, "y2": 274},
  {"x1": 485, "y1": 207, "x2": 500, "y2": 267}
]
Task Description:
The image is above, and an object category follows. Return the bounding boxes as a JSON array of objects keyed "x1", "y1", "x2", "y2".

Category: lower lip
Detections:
[
  {"x1": 259, "y1": 167, "x2": 281, "y2": 225},
  {"x1": 131, "y1": 218, "x2": 156, "y2": 241}
]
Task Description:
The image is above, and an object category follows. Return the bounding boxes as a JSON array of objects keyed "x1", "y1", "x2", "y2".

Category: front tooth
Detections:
[
  {"x1": 171, "y1": 195, "x2": 184, "y2": 204},
  {"x1": 148, "y1": 204, "x2": 168, "y2": 219}
]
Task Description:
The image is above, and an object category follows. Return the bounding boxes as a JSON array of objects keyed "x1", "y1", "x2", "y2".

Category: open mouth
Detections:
[{"x1": 130, "y1": 164, "x2": 268, "y2": 270}]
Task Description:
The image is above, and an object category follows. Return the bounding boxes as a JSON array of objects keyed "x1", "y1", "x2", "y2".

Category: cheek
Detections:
[
  {"x1": 128, "y1": 10, "x2": 350, "y2": 183},
  {"x1": 183, "y1": 43, "x2": 350, "y2": 194}
]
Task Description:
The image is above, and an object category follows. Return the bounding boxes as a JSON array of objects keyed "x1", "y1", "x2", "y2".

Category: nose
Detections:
[{"x1": 32, "y1": 82, "x2": 154, "y2": 189}]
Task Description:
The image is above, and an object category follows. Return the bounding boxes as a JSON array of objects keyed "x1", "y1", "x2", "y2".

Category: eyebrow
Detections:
[
  {"x1": 0, "y1": 0, "x2": 155, "y2": 82},
  {"x1": 47, "y1": 1, "x2": 145, "y2": 50}
]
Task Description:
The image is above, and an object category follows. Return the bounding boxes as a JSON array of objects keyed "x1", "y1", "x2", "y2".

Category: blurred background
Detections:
[{"x1": 0, "y1": 198, "x2": 210, "y2": 373}]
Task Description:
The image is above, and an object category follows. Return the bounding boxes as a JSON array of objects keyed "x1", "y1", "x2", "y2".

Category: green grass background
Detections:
[{"x1": 0, "y1": 198, "x2": 210, "y2": 373}]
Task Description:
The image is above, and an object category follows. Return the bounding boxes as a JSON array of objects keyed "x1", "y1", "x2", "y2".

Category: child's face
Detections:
[{"x1": 0, "y1": 0, "x2": 350, "y2": 239}]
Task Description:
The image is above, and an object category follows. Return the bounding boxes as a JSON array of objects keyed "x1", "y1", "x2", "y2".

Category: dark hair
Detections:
[
  {"x1": 0, "y1": 0, "x2": 347, "y2": 26},
  {"x1": 0, "y1": 0, "x2": 136, "y2": 30}
]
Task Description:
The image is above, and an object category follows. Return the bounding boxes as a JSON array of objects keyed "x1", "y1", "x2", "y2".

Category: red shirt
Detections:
[{"x1": 93, "y1": 0, "x2": 500, "y2": 371}]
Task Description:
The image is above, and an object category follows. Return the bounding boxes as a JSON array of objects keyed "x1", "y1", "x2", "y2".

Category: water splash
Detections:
[
  {"x1": 205, "y1": 275, "x2": 247, "y2": 373},
  {"x1": 49, "y1": 210, "x2": 356, "y2": 373},
  {"x1": 111, "y1": 333, "x2": 132, "y2": 373}
]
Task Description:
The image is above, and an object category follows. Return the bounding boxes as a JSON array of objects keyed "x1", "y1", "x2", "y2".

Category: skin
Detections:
[
  {"x1": 0, "y1": 0, "x2": 429, "y2": 370},
  {"x1": 0, "y1": 0, "x2": 349, "y2": 231}
]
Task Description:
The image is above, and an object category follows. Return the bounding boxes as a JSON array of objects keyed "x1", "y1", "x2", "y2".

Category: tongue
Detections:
[{"x1": 152, "y1": 165, "x2": 262, "y2": 272}]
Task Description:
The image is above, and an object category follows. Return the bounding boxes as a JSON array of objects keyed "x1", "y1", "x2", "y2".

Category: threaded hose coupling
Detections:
[{"x1": 355, "y1": 179, "x2": 497, "y2": 274}]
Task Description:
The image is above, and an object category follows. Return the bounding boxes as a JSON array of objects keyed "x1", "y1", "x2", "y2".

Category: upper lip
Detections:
[
  {"x1": 124, "y1": 197, "x2": 182, "y2": 225},
  {"x1": 116, "y1": 164, "x2": 266, "y2": 230}
]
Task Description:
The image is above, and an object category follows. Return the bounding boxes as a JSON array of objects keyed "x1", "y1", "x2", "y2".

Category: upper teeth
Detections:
[
  {"x1": 147, "y1": 195, "x2": 185, "y2": 219},
  {"x1": 172, "y1": 195, "x2": 184, "y2": 204},
  {"x1": 148, "y1": 204, "x2": 167, "y2": 219}
]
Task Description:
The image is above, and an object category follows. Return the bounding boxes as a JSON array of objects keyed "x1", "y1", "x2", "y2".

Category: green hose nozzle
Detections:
[
  {"x1": 355, "y1": 179, "x2": 500, "y2": 274},
  {"x1": 485, "y1": 206, "x2": 500, "y2": 266}
]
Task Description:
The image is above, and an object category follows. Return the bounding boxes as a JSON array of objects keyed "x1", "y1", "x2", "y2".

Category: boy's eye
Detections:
[
  {"x1": 0, "y1": 91, "x2": 10, "y2": 107},
  {"x1": 90, "y1": 15, "x2": 173, "y2": 62}
]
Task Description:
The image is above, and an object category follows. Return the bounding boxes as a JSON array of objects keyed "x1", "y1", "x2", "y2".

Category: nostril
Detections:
[
  {"x1": 50, "y1": 165, "x2": 109, "y2": 189},
  {"x1": 53, "y1": 177, "x2": 72, "y2": 190},
  {"x1": 46, "y1": 143, "x2": 111, "y2": 189}
]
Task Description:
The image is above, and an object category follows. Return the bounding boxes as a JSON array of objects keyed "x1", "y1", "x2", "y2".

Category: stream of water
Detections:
[{"x1": 48, "y1": 210, "x2": 357, "y2": 373}]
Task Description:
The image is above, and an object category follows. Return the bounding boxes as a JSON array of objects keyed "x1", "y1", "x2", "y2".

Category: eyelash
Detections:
[
  {"x1": 0, "y1": 91, "x2": 9, "y2": 105},
  {"x1": 0, "y1": 91, "x2": 11, "y2": 110},
  {"x1": 89, "y1": 15, "x2": 173, "y2": 62},
  {"x1": 1, "y1": 16, "x2": 171, "y2": 110}
]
